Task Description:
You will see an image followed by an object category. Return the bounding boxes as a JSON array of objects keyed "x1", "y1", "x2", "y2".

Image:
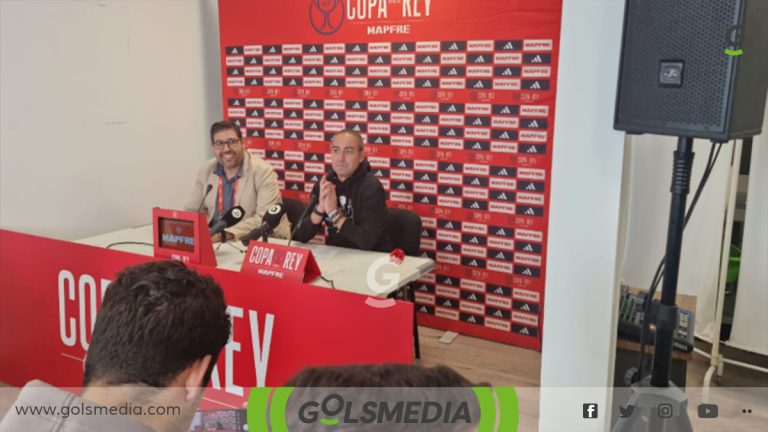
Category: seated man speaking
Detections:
[
  {"x1": 184, "y1": 120, "x2": 290, "y2": 242},
  {"x1": 293, "y1": 129, "x2": 391, "y2": 252}
]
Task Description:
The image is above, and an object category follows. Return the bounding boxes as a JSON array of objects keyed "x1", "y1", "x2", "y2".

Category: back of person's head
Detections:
[
  {"x1": 83, "y1": 261, "x2": 230, "y2": 387},
  {"x1": 285, "y1": 363, "x2": 477, "y2": 387}
]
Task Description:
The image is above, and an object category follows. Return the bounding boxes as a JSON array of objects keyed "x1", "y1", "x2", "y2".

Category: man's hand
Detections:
[{"x1": 322, "y1": 178, "x2": 338, "y2": 213}]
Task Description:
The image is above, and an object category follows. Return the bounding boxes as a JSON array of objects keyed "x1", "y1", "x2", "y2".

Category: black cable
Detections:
[
  {"x1": 635, "y1": 141, "x2": 723, "y2": 380},
  {"x1": 319, "y1": 275, "x2": 335, "y2": 289},
  {"x1": 105, "y1": 241, "x2": 153, "y2": 249}
]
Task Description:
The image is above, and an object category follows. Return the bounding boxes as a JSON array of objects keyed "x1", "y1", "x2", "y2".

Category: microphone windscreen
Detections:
[
  {"x1": 223, "y1": 206, "x2": 245, "y2": 225},
  {"x1": 262, "y1": 203, "x2": 285, "y2": 229}
]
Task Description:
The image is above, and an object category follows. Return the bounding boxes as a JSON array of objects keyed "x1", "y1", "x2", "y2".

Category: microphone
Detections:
[
  {"x1": 287, "y1": 193, "x2": 319, "y2": 246},
  {"x1": 197, "y1": 184, "x2": 214, "y2": 213},
  {"x1": 210, "y1": 206, "x2": 245, "y2": 237},
  {"x1": 240, "y1": 203, "x2": 286, "y2": 246}
]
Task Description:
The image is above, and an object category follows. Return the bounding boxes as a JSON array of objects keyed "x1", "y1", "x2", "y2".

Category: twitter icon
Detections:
[{"x1": 619, "y1": 404, "x2": 635, "y2": 418}]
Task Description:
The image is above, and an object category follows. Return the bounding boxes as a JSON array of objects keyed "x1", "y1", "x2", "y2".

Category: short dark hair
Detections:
[
  {"x1": 331, "y1": 129, "x2": 364, "y2": 150},
  {"x1": 285, "y1": 363, "x2": 478, "y2": 387},
  {"x1": 210, "y1": 120, "x2": 243, "y2": 143},
  {"x1": 83, "y1": 261, "x2": 230, "y2": 387}
]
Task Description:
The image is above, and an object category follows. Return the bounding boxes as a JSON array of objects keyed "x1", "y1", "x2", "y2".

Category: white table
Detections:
[{"x1": 76, "y1": 224, "x2": 434, "y2": 298}]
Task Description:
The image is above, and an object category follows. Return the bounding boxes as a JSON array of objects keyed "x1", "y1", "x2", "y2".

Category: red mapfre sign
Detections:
[
  {"x1": 241, "y1": 241, "x2": 321, "y2": 283},
  {"x1": 152, "y1": 208, "x2": 216, "y2": 266}
]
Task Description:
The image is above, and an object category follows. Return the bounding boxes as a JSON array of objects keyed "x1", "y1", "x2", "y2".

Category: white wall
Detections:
[
  {"x1": 0, "y1": 0, "x2": 222, "y2": 240},
  {"x1": 539, "y1": 0, "x2": 627, "y2": 430}
]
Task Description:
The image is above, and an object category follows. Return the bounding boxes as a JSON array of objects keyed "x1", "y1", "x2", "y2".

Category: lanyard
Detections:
[{"x1": 217, "y1": 176, "x2": 240, "y2": 214}]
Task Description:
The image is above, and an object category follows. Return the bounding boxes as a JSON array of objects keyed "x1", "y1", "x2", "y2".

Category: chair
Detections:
[
  {"x1": 384, "y1": 208, "x2": 423, "y2": 358},
  {"x1": 282, "y1": 197, "x2": 306, "y2": 231}
]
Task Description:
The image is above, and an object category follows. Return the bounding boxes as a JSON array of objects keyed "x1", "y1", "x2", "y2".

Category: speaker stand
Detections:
[{"x1": 615, "y1": 136, "x2": 695, "y2": 432}]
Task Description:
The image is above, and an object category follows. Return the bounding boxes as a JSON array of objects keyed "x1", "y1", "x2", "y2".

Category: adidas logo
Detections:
[
  {"x1": 446, "y1": 129, "x2": 456, "y2": 136},
  {"x1": 423, "y1": 56, "x2": 433, "y2": 63},
  {"x1": 374, "y1": 80, "x2": 384, "y2": 86},
  {"x1": 529, "y1": 81, "x2": 541, "y2": 89},
  {"x1": 531, "y1": 55, "x2": 542, "y2": 63},
  {"x1": 290, "y1": 184, "x2": 299, "y2": 190},
  {"x1": 449, "y1": 43, "x2": 459, "y2": 50},
  {"x1": 397, "y1": 104, "x2": 408, "y2": 111},
  {"x1": 421, "y1": 80, "x2": 432, "y2": 87},
  {"x1": 250, "y1": 130, "x2": 261, "y2": 137},
  {"x1": 443, "y1": 278, "x2": 454, "y2": 285},
  {"x1": 268, "y1": 68, "x2": 278, "y2": 75},
  {"x1": 528, "y1": 120, "x2": 539, "y2": 128},
  {"x1": 499, "y1": 132, "x2": 510, "y2": 139},
  {"x1": 374, "y1": 170, "x2": 384, "y2": 176},
  {"x1": 420, "y1": 196, "x2": 431, "y2": 204},
  {"x1": 352, "y1": 103, "x2": 362, "y2": 109},
  {"x1": 289, "y1": 163, "x2": 299, "y2": 169},
  {"x1": 496, "y1": 228, "x2": 508, "y2": 235},
  {"x1": 249, "y1": 58, "x2": 259, "y2": 64},
  {"x1": 289, "y1": 132, "x2": 299, "y2": 139},
  {"x1": 268, "y1": 47, "x2": 277, "y2": 53},
  {"x1": 444, "y1": 222, "x2": 454, "y2": 229},
  {"x1": 330, "y1": 79, "x2": 339, "y2": 86},
  {"x1": 397, "y1": 161, "x2": 407, "y2": 167},
  {"x1": 231, "y1": 69, "x2": 240, "y2": 75},
  {"x1": 473, "y1": 118, "x2": 483, "y2": 126},
  {"x1": 519, "y1": 327, "x2": 530, "y2": 335},
  {"x1": 448, "y1": 68, "x2": 458, "y2": 75},
  {"x1": 399, "y1": 44, "x2": 409, "y2": 51},
  {"x1": 470, "y1": 202, "x2": 480, "y2": 209},
  {"x1": 352, "y1": 125, "x2": 361, "y2": 131},
  {"x1": 288, "y1": 79, "x2": 297, "y2": 85},
  {"x1": 467, "y1": 316, "x2": 477, "y2": 323},
  {"x1": 443, "y1": 244, "x2": 454, "y2": 251},
  {"x1": 398, "y1": 68, "x2": 408, "y2": 75},
  {"x1": 503, "y1": 42, "x2": 515, "y2": 50},
  {"x1": 525, "y1": 208, "x2": 536, "y2": 215},
  {"x1": 471, "y1": 142, "x2": 482, "y2": 150},
  {"x1": 495, "y1": 252, "x2": 506, "y2": 259},
  {"x1": 309, "y1": 123, "x2": 318, "y2": 129},
  {"x1": 310, "y1": 154, "x2": 320, "y2": 160},
  {"x1": 421, "y1": 116, "x2": 432, "y2": 123},
  {"x1": 330, "y1": 57, "x2": 339, "y2": 64},
  {"x1": 308, "y1": 67, "x2": 319, "y2": 74},
  {"x1": 374, "y1": 137, "x2": 383, "y2": 144},
  {"x1": 468, "y1": 294, "x2": 477, "y2": 301},
  {"x1": 493, "y1": 310, "x2": 503, "y2": 317},
  {"x1": 375, "y1": 56, "x2": 384, "y2": 64},
  {"x1": 524, "y1": 244, "x2": 533, "y2": 251},
  {"x1": 231, "y1": 100, "x2": 241, "y2": 106},
  {"x1": 445, "y1": 187, "x2": 455, "y2": 194},
  {"x1": 420, "y1": 306, "x2": 429, "y2": 313},
  {"x1": 442, "y1": 300, "x2": 453, "y2": 307},
  {"x1": 309, "y1": 101, "x2": 319, "y2": 108},
  {"x1": 494, "y1": 287, "x2": 504, "y2": 294},
  {"x1": 497, "y1": 168, "x2": 509, "y2": 176},
  {"x1": 497, "y1": 192, "x2": 508, "y2": 200},
  {"x1": 397, "y1": 184, "x2": 406, "y2": 190},
  {"x1": 420, "y1": 174, "x2": 431, "y2": 180},
  {"x1": 502, "y1": 68, "x2": 513, "y2": 76},
  {"x1": 270, "y1": 121, "x2": 279, "y2": 127},
  {"x1": 447, "y1": 105, "x2": 457, "y2": 112},
  {"x1": 471, "y1": 178, "x2": 481, "y2": 185},
  {"x1": 398, "y1": 127, "x2": 408, "y2": 134},
  {"x1": 469, "y1": 237, "x2": 479, "y2": 244},
  {"x1": 522, "y1": 268, "x2": 533, "y2": 276},
  {"x1": 473, "y1": 81, "x2": 484, "y2": 88},
  {"x1": 421, "y1": 230, "x2": 430, "y2": 236},
  {"x1": 352, "y1": 45, "x2": 362, "y2": 52},
  {"x1": 527, "y1": 146, "x2": 538, "y2": 154},
  {"x1": 309, "y1": 46, "x2": 317, "y2": 52},
  {"x1": 331, "y1": 113, "x2": 339, "y2": 119},
  {"x1": 289, "y1": 111, "x2": 298, "y2": 118},
  {"x1": 474, "y1": 55, "x2": 485, "y2": 63},
  {"x1": 229, "y1": 48, "x2": 239, "y2": 54},
  {"x1": 288, "y1": 57, "x2": 297, "y2": 64},
  {"x1": 270, "y1": 152, "x2": 280, "y2": 158},
  {"x1": 500, "y1": 107, "x2": 511, "y2": 114},
  {"x1": 520, "y1": 304, "x2": 531, "y2": 311},
  {"x1": 445, "y1": 164, "x2": 456, "y2": 171},
  {"x1": 352, "y1": 68, "x2": 362, "y2": 75}
]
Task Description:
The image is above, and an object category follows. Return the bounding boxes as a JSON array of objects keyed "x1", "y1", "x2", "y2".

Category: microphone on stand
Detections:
[
  {"x1": 240, "y1": 203, "x2": 286, "y2": 246},
  {"x1": 210, "y1": 206, "x2": 245, "y2": 241},
  {"x1": 197, "y1": 184, "x2": 214, "y2": 214}
]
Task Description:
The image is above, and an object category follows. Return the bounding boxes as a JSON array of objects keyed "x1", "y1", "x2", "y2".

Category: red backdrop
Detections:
[{"x1": 218, "y1": 0, "x2": 562, "y2": 350}]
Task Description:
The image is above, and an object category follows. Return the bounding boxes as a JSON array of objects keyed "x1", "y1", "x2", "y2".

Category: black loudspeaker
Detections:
[{"x1": 614, "y1": 0, "x2": 768, "y2": 141}]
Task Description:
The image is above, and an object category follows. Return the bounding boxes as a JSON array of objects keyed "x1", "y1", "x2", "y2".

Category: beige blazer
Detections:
[{"x1": 184, "y1": 152, "x2": 291, "y2": 240}]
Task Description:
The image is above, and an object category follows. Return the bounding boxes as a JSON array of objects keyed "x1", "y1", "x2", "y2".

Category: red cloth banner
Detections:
[
  {"x1": 0, "y1": 230, "x2": 412, "y2": 407},
  {"x1": 218, "y1": 0, "x2": 562, "y2": 349}
]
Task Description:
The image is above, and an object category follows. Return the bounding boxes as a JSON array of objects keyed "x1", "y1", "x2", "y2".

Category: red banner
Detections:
[
  {"x1": 218, "y1": 0, "x2": 562, "y2": 349},
  {"x1": 0, "y1": 230, "x2": 412, "y2": 407}
]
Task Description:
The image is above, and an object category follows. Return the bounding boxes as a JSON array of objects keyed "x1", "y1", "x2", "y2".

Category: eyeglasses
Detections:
[{"x1": 212, "y1": 138, "x2": 241, "y2": 149}]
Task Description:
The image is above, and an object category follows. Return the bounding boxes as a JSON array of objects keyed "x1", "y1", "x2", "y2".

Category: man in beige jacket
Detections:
[{"x1": 184, "y1": 120, "x2": 290, "y2": 242}]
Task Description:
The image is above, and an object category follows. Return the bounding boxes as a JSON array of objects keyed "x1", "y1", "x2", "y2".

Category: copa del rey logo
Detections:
[{"x1": 309, "y1": 0, "x2": 432, "y2": 35}]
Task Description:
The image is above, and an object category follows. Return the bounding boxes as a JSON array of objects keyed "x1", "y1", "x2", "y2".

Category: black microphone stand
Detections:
[{"x1": 613, "y1": 137, "x2": 694, "y2": 432}]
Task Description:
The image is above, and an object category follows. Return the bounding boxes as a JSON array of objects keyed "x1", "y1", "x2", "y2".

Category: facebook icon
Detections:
[{"x1": 583, "y1": 403, "x2": 599, "y2": 419}]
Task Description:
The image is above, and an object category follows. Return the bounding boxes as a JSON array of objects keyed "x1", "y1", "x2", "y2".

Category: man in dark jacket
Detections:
[{"x1": 293, "y1": 129, "x2": 391, "y2": 252}]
